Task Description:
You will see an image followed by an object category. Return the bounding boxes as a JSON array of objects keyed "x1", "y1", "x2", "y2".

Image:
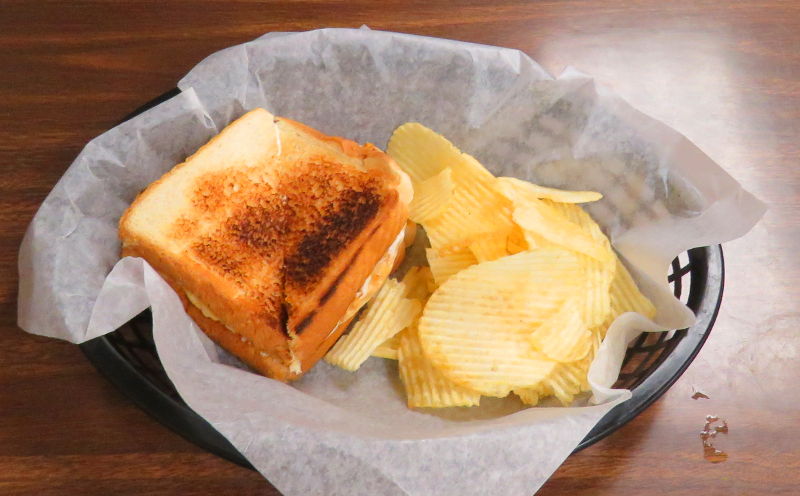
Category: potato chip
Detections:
[
  {"x1": 388, "y1": 122, "x2": 495, "y2": 187},
  {"x1": 430, "y1": 206, "x2": 514, "y2": 251},
  {"x1": 496, "y1": 176, "x2": 603, "y2": 204},
  {"x1": 402, "y1": 266, "x2": 435, "y2": 301},
  {"x1": 519, "y1": 228, "x2": 558, "y2": 252},
  {"x1": 579, "y1": 255, "x2": 614, "y2": 328},
  {"x1": 468, "y1": 227, "x2": 512, "y2": 262},
  {"x1": 539, "y1": 200, "x2": 616, "y2": 327},
  {"x1": 514, "y1": 388, "x2": 542, "y2": 406},
  {"x1": 535, "y1": 329, "x2": 597, "y2": 403},
  {"x1": 389, "y1": 123, "x2": 514, "y2": 250},
  {"x1": 372, "y1": 331, "x2": 404, "y2": 360},
  {"x1": 371, "y1": 267, "x2": 431, "y2": 361},
  {"x1": 542, "y1": 361, "x2": 587, "y2": 406},
  {"x1": 391, "y1": 123, "x2": 496, "y2": 185},
  {"x1": 608, "y1": 258, "x2": 657, "y2": 320},
  {"x1": 543, "y1": 200, "x2": 609, "y2": 247},
  {"x1": 424, "y1": 195, "x2": 512, "y2": 252},
  {"x1": 530, "y1": 298, "x2": 592, "y2": 362},
  {"x1": 588, "y1": 259, "x2": 655, "y2": 345},
  {"x1": 326, "y1": 279, "x2": 422, "y2": 371},
  {"x1": 506, "y1": 225, "x2": 529, "y2": 255},
  {"x1": 518, "y1": 360, "x2": 592, "y2": 407},
  {"x1": 418, "y1": 249, "x2": 585, "y2": 397},
  {"x1": 509, "y1": 193, "x2": 614, "y2": 267},
  {"x1": 426, "y1": 248, "x2": 477, "y2": 287},
  {"x1": 409, "y1": 168, "x2": 455, "y2": 223},
  {"x1": 372, "y1": 265, "x2": 432, "y2": 361},
  {"x1": 387, "y1": 123, "x2": 450, "y2": 183},
  {"x1": 574, "y1": 357, "x2": 592, "y2": 393},
  {"x1": 382, "y1": 123, "x2": 660, "y2": 410},
  {"x1": 512, "y1": 200, "x2": 612, "y2": 264},
  {"x1": 398, "y1": 327, "x2": 481, "y2": 408},
  {"x1": 518, "y1": 229, "x2": 613, "y2": 332}
]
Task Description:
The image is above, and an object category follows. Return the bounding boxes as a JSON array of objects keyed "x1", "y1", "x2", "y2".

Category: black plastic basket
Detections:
[{"x1": 79, "y1": 90, "x2": 724, "y2": 469}]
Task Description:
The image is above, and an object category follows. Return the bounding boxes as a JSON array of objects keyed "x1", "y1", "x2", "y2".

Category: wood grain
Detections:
[{"x1": 1, "y1": 1, "x2": 798, "y2": 494}]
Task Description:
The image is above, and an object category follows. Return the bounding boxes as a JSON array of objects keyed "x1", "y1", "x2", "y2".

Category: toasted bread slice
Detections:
[{"x1": 120, "y1": 108, "x2": 412, "y2": 381}]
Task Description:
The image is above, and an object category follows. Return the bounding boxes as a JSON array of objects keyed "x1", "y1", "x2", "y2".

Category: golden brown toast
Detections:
[{"x1": 119, "y1": 108, "x2": 412, "y2": 381}]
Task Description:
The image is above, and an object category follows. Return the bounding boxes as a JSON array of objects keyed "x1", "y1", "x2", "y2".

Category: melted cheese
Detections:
[
  {"x1": 325, "y1": 228, "x2": 405, "y2": 340},
  {"x1": 186, "y1": 290, "x2": 222, "y2": 324},
  {"x1": 288, "y1": 347, "x2": 302, "y2": 374},
  {"x1": 185, "y1": 290, "x2": 265, "y2": 353}
]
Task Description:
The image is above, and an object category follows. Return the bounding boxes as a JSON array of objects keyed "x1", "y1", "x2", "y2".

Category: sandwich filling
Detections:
[{"x1": 325, "y1": 228, "x2": 405, "y2": 339}]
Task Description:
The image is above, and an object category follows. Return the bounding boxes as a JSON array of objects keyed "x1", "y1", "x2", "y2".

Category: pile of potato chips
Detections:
[{"x1": 325, "y1": 123, "x2": 656, "y2": 408}]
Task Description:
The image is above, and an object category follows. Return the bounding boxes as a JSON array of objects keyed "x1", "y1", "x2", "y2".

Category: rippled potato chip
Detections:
[
  {"x1": 372, "y1": 331, "x2": 404, "y2": 360},
  {"x1": 496, "y1": 176, "x2": 603, "y2": 204},
  {"x1": 389, "y1": 122, "x2": 514, "y2": 251},
  {"x1": 357, "y1": 122, "x2": 661, "y2": 410},
  {"x1": 513, "y1": 200, "x2": 612, "y2": 264},
  {"x1": 514, "y1": 387, "x2": 544, "y2": 406},
  {"x1": 398, "y1": 327, "x2": 481, "y2": 408},
  {"x1": 424, "y1": 195, "x2": 512, "y2": 252},
  {"x1": 506, "y1": 225, "x2": 529, "y2": 255},
  {"x1": 543, "y1": 200, "x2": 608, "y2": 246},
  {"x1": 468, "y1": 227, "x2": 512, "y2": 262},
  {"x1": 418, "y1": 250, "x2": 585, "y2": 397},
  {"x1": 408, "y1": 168, "x2": 455, "y2": 223},
  {"x1": 530, "y1": 298, "x2": 592, "y2": 362},
  {"x1": 387, "y1": 123, "x2": 450, "y2": 183},
  {"x1": 540, "y1": 200, "x2": 616, "y2": 328},
  {"x1": 426, "y1": 248, "x2": 478, "y2": 287},
  {"x1": 541, "y1": 361, "x2": 587, "y2": 406},
  {"x1": 608, "y1": 258, "x2": 657, "y2": 320},
  {"x1": 369, "y1": 268, "x2": 435, "y2": 361},
  {"x1": 326, "y1": 279, "x2": 421, "y2": 371},
  {"x1": 580, "y1": 255, "x2": 614, "y2": 328}
]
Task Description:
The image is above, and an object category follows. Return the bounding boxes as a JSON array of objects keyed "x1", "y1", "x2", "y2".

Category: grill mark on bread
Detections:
[
  {"x1": 293, "y1": 242, "x2": 368, "y2": 335},
  {"x1": 180, "y1": 158, "x2": 388, "y2": 341},
  {"x1": 278, "y1": 300, "x2": 290, "y2": 337},
  {"x1": 319, "y1": 240, "x2": 371, "y2": 305},
  {"x1": 284, "y1": 188, "x2": 381, "y2": 287}
]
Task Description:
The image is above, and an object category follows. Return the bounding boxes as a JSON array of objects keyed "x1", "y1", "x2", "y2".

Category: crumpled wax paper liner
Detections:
[{"x1": 17, "y1": 27, "x2": 765, "y2": 496}]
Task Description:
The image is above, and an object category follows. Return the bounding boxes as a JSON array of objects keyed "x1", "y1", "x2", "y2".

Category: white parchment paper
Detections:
[{"x1": 17, "y1": 28, "x2": 765, "y2": 495}]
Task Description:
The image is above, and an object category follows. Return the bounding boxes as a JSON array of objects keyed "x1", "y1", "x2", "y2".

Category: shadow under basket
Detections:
[{"x1": 79, "y1": 245, "x2": 723, "y2": 469}]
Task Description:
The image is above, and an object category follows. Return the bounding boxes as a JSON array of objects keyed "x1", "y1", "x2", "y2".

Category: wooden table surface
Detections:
[{"x1": 1, "y1": 1, "x2": 798, "y2": 494}]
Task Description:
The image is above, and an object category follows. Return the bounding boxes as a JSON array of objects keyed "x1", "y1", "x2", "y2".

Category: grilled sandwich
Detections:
[{"x1": 119, "y1": 108, "x2": 412, "y2": 381}]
